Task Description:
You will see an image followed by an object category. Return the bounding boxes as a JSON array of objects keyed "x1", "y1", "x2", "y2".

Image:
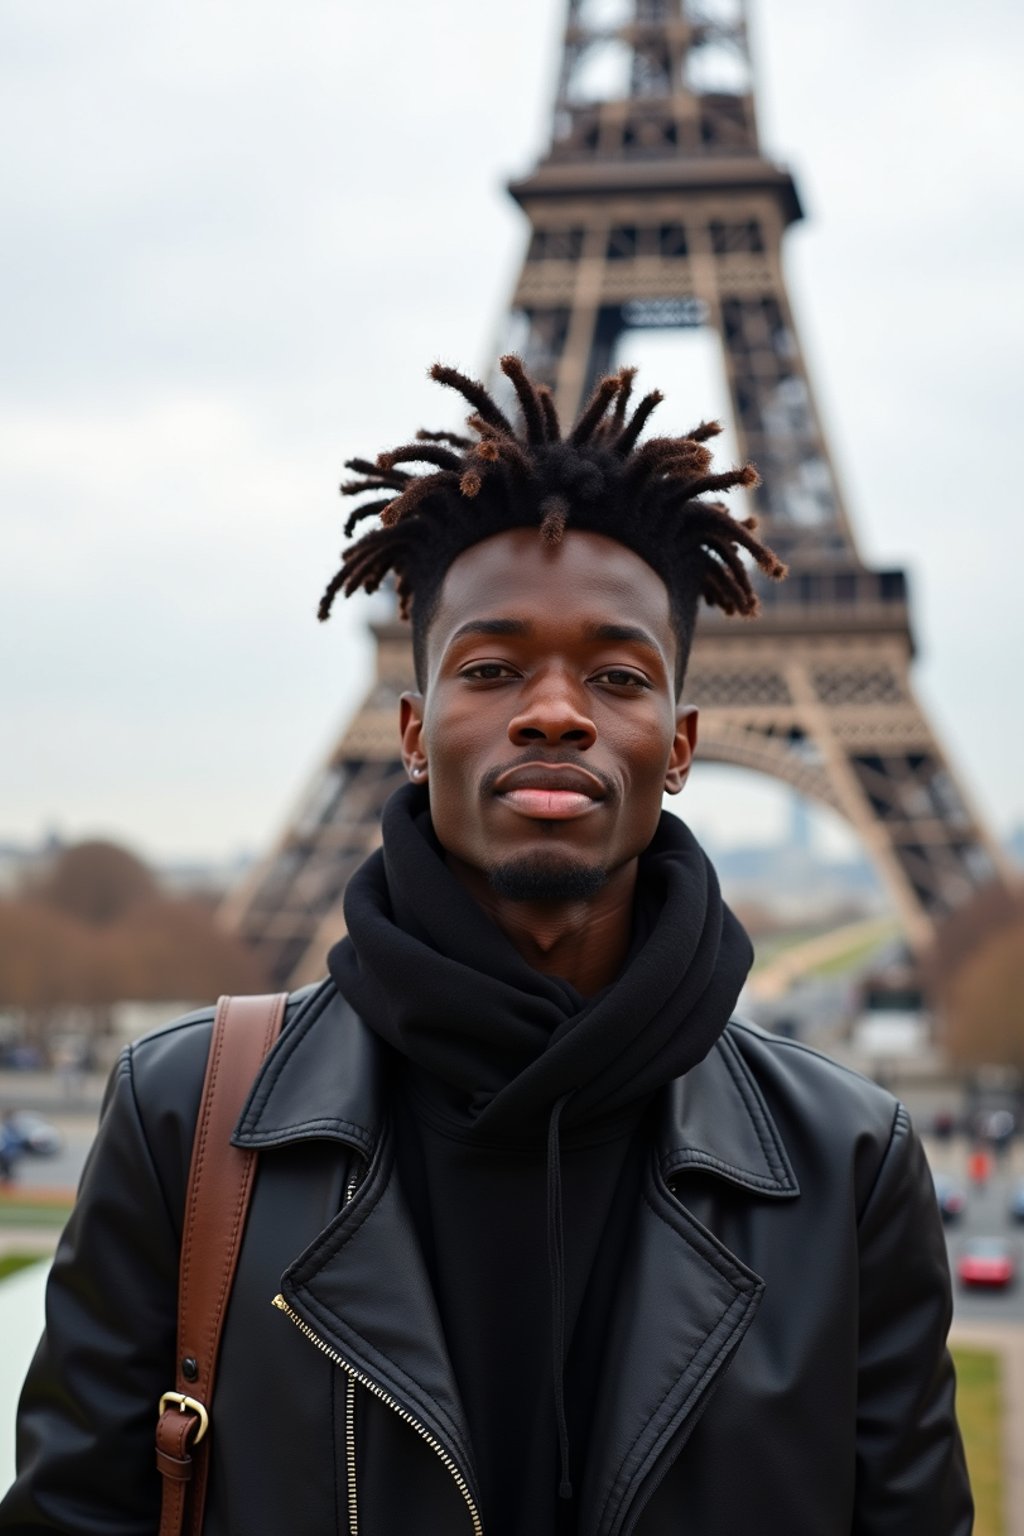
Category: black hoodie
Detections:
[{"x1": 328, "y1": 783, "x2": 751, "y2": 1535}]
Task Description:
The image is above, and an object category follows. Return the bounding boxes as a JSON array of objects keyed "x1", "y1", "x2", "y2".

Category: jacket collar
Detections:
[
  {"x1": 233, "y1": 980, "x2": 385, "y2": 1156},
  {"x1": 235, "y1": 980, "x2": 798, "y2": 1198},
  {"x1": 660, "y1": 1026, "x2": 799, "y2": 1196}
]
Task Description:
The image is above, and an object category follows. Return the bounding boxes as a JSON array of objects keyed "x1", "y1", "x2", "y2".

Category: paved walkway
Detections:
[
  {"x1": 0, "y1": 1228, "x2": 60, "y2": 1260},
  {"x1": 0, "y1": 1259, "x2": 48, "y2": 1492},
  {"x1": 950, "y1": 1320, "x2": 1024, "y2": 1536}
]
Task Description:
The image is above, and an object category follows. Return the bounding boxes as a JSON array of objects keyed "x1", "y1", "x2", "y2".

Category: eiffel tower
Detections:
[{"x1": 223, "y1": 0, "x2": 1010, "y2": 987}]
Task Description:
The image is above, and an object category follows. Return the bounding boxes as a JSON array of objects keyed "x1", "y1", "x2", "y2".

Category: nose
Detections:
[{"x1": 507, "y1": 669, "x2": 597, "y2": 750}]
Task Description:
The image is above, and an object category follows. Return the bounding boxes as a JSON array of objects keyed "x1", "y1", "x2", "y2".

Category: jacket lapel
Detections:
[
  {"x1": 234, "y1": 984, "x2": 480, "y2": 1510},
  {"x1": 279, "y1": 1121, "x2": 480, "y2": 1509},
  {"x1": 581, "y1": 1148, "x2": 764, "y2": 1536},
  {"x1": 581, "y1": 1027, "x2": 799, "y2": 1536}
]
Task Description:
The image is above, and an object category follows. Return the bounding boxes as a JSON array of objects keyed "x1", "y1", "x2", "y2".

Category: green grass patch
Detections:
[
  {"x1": 952, "y1": 1346, "x2": 1003, "y2": 1536},
  {"x1": 803, "y1": 923, "x2": 899, "y2": 979},
  {"x1": 750, "y1": 917, "x2": 900, "y2": 982},
  {"x1": 0, "y1": 1252, "x2": 44, "y2": 1281},
  {"x1": 0, "y1": 1196, "x2": 72, "y2": 1227}
]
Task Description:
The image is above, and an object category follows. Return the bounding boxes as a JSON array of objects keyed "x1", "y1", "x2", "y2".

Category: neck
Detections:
[{"x1": 445, "y1": 856, "x2": 638, "y2": 996}]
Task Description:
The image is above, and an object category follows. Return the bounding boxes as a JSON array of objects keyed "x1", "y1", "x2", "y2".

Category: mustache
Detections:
[{"x1": 479, "y1": 752, "x2": 618, "y2": 802}]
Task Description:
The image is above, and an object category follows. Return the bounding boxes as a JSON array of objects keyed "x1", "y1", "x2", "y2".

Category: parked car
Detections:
[
  {"x1": 8, "y1": 1110, "x2": 63, "y2": 1156},
  {"x1": 932, "y1": 1172, "x2": 967, "y2": 1223},
  {"x1": 0, "y1": 1044, "x2": 44, "y2": 1070},
  {"x1": 1010, "y1": 1184, "x2": 1024, "y2": 1224},
  {"x1": 956, "y1": 1238, "x2": 1016, "y2": 1290}
]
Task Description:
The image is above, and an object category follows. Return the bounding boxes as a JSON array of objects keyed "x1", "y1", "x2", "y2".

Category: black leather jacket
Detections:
[{"x1": 1, "y1": 981, "x2": 972, "y2": 1534}]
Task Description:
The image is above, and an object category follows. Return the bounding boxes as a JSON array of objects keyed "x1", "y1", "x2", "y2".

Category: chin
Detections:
[{"x1": 486, "y1": 852, "x2": 609, "y2": 903}]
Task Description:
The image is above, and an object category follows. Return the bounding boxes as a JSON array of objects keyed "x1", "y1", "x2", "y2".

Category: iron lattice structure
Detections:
[{"x1": 224, "y1": 0, "x2": 1010, "y2": 986}]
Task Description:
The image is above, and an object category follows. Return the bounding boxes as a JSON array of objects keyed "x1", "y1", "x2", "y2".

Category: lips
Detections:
[{"x1": 491, "y1": 763, "x2": 606, "y2": 821}]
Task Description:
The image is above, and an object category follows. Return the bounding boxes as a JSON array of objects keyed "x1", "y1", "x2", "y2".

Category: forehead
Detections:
[{"x1": 427, "y1": 527, "x2": 675, "y2": 656}]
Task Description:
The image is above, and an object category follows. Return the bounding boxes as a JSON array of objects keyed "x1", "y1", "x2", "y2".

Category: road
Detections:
[
  {"x1": 12, "y1": 1117, "x2": 98, "y2": 1197},
  {"x1": 927, "y1": 1138, "x2": 1024, "y2": 1324}
]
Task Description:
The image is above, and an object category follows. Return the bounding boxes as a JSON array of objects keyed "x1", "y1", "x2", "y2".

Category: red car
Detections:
[{"x1": 956, "y1": 1239, "x2": 1016, "y2": 1289}]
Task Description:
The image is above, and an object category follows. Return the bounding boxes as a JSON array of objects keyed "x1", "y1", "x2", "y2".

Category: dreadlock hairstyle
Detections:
[{"x1": 319, "y1": 355, "x2": 787, "y2": 692}]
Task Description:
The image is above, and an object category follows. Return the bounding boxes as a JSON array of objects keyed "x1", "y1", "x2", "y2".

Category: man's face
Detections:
[{"x1": 400, "y1": 528, "x2": 697, "y2": 901}]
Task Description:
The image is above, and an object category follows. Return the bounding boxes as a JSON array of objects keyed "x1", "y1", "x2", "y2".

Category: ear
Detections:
[
  {"x1": 400, "y1": 691, "x2": 428, "y2": 782},
  {"x1": 664, "y1": 705, "x2": 698, "y2": 796}
]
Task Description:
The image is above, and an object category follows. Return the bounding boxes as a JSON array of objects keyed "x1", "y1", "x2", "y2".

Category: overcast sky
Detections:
[{"x1": 2, "y1": 0, "x2": 1022, "y2": 865}]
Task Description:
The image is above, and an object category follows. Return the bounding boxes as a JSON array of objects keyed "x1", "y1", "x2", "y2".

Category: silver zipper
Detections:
[
  {"x1": 345, "y1": 1372, "x2": 358, "y2": 1536},
  {"x1": 343, "y1": 1164, "x2": 362, "y2": 1535},
  {"x1": 272, "y1": 1292, "x2": 483, "y2": 1536}
]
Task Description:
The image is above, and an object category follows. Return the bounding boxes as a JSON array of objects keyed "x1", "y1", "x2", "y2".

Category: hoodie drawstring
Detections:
[{"x1": 546, "y1": 1091, "x2": 574, "y2": 1500}]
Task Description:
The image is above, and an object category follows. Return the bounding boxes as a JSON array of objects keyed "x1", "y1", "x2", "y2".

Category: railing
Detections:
[{"x1": 701, "y1": 565, "x2": 910, "y2": 633}]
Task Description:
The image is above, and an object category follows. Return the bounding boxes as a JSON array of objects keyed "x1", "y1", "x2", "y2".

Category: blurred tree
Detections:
[
  {"x1": 112, "y1": 898, "x2": 269, "y2": 1001},
  {"x1": 0, "y1": 841, "x2": 270, "y2": 1046},
  {"x1": 32, "y1": 840, "x2": 157, "y2": 925},
  {"x1": 929, "y1": 890, "x2": 1024, "y2": 1071},
  {"x1": 0, "y1": 899, "x2": 97, "y2": 1009}
]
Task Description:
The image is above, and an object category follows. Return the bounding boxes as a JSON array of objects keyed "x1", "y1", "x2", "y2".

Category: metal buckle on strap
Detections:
[{"x1": 158, "y1": 1391, "x2": 210, "y2": 1445}]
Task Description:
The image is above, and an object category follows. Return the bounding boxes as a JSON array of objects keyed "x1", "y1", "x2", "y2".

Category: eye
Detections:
[
  {"x1": 593, "y1": 667, "x2": 651, "y2": 691},
  {"x1": 459, "y1": 661, "x2": 518, "y2": 682}
]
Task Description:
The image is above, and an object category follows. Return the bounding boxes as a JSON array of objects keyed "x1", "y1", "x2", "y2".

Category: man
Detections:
[
  {"x1": 1, "y1": 357, "x2": 972, "y2": 1533},
  {"x1": 0, "y1": 1111, "x2": 24, "y2": 1187}
]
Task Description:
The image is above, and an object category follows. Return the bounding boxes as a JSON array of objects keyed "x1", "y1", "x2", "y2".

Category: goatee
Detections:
[{"x1": 486, "y1": 854, "x2": 609, "y2": 903}]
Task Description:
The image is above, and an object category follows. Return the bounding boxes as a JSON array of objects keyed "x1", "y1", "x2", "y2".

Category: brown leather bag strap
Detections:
[{"x1": 155, "y1": 992, "x2": 288, "y2": 1536}]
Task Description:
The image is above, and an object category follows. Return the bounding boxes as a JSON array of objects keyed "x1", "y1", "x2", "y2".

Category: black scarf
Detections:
[
  {"x1": 327, "y1": 783, "x2": 752, "y2": 1521},
  {"x1": 328, "y1": 782, "x2": 752, "y2": 1144}
]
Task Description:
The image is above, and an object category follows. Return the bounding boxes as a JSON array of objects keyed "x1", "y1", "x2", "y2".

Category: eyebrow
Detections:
[
  {"x1": 448, "y1": 618, "x2": 662, "y2": 650},
  {"x1": 449, "y1": 619, "x2": 530, "y2": 642},
  {"x1": 585, "y1": 622, "x2": 660, "y2": 649}
]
